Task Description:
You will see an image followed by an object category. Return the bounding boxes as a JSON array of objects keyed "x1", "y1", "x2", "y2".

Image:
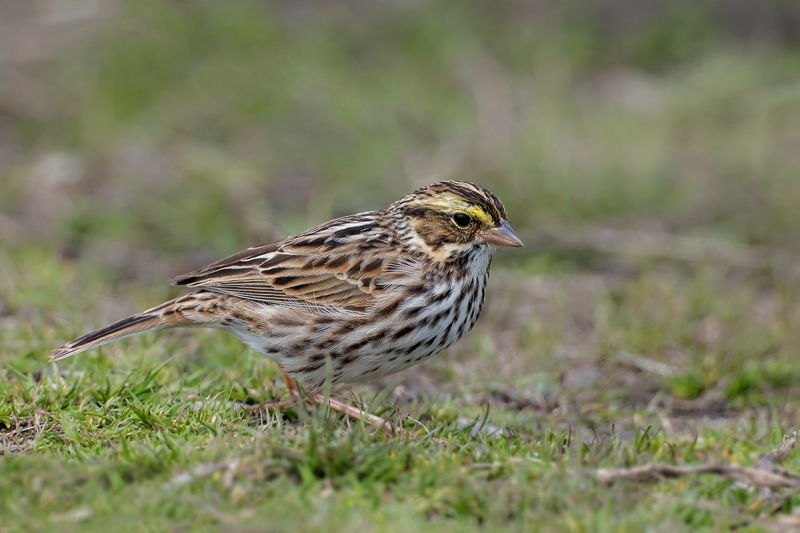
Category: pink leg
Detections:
[
  {"x1": 252, "y1": 371, "x2": 445, "y2": 444},
  {"x1": 248, "y1": 364, "x2": 304, "y2": 413},
  {"x1": 278, "y1": 364, "x2": 302, "y2": 404}
]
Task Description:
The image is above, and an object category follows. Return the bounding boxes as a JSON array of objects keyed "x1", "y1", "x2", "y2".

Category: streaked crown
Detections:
[{"x1": 392, "y1": 181, "x2": 506, "y2": 223}]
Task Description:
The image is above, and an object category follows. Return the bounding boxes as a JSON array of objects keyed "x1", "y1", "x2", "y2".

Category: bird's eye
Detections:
[{"x1": 452, "y1": 213, "x2": 471, "y2": 228}]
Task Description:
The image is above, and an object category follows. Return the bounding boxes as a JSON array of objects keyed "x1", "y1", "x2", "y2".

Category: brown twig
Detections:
[
  {"x1": 596, "y1": 432, "x2": 799, "y2": 489},
  {"x1": 596, "y1": 463, "x2": 800, "y2": 489},
  {"x1": 756, "y1": 433, "x2": 798, "y2": 469}
]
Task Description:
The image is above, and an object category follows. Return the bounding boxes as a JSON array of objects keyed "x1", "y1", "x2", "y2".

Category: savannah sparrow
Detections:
[{"x1": 52, "y1": 181, "x2": 523, "y2": 430}]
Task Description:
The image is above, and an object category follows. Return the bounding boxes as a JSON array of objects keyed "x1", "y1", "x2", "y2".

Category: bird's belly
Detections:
[{"x1": 233, "y1": 273, "x2": 487, "y2": 389}]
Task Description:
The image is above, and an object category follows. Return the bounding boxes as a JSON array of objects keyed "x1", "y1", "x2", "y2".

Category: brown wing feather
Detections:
[{"x1": 170, "y1": 214, "x2": 397, "y2": 309}]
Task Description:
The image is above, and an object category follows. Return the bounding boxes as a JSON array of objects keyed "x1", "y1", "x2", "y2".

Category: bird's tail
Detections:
[{"x1": 50, "y1": 292, "x2": 216, "y2": 362}]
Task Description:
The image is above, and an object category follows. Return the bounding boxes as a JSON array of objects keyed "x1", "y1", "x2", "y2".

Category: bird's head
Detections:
[{"x1": 389, "y1": 180, "x2": 523, "y2": 261}]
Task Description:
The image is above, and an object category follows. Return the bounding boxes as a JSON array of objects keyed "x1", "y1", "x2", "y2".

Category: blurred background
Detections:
[
  {"x1": 2, "y1": 0, "x2": 799, "y2": 264},
  {"x1": 3, "y1": 4, "x2": 800, "y2": 527},
  {"x1": 1, "y1": 0, "x2": 800, "y2": 400}
]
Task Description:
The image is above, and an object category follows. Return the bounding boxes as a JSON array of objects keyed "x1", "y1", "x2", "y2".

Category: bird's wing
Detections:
[{"x1": 170, "y1": 213, "x2": 410, "y2": 310}]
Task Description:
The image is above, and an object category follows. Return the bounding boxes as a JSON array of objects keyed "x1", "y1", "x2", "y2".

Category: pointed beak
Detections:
[{"x1": 479, "y1": 219, "x2": 524, "y2": 248}]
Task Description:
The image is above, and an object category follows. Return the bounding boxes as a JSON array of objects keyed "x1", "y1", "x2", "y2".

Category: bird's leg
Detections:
[
  {"x1": 250, "y1": 375, "x2": 441, "y2": 443},
  {"x1": 248, "y1": 364, "x2": 305, "y2": 413},
  {"x1": 278, "y1": 364, "x2": 302, "y2": 404},
  {"x1": 308, "y1": 391, "x2": 395, "y2": 435}
]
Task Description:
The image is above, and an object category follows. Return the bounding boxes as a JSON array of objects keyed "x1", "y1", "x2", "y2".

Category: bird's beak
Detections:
[{"x1": 479, "y1": 219, "x2": 524, "y2": 248}]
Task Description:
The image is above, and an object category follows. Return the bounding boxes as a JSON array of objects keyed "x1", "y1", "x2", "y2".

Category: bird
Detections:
[{"x1": 51, "y1": 180, "x2": 524, "y2": 431}]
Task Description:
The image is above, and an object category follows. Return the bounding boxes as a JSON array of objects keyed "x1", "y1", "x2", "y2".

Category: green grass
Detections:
[
  {"x1": 3, "y1": 250, "x2": 800, "y2": 531},
  {"x1": 2, "y1": 0, "x2": 800, "y2": 531}
]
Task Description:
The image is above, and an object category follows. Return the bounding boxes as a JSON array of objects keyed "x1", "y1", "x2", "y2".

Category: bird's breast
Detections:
[{"x1": 235, "y1": 248, "x2": 492, "y2": 388}]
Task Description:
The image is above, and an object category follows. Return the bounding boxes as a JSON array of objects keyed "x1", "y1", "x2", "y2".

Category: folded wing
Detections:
[{"x1": 171, "y1": 214, "x2": 400, "y2": 310}]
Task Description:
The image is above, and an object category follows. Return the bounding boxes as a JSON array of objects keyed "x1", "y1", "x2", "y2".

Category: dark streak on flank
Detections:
[{"x1": 392, "y1": 324, "x2": 414, "y2": 339}]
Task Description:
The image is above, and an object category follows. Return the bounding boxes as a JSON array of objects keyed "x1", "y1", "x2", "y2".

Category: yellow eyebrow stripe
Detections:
[
  {"x1": 411, "y1": 195, "x2": 494, "y2": 226},
  {"x1": 461, "y1": 205, "x2": 494, "y2": 226}
]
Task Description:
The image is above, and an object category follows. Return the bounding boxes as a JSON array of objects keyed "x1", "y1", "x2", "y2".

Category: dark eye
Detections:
[{"x1": 452, "y1": 213, "x2": 471, "y2": 228}]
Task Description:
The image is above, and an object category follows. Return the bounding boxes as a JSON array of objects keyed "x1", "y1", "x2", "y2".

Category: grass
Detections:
[
  {"x1": 3, "y1": 251, "x2": 800, "y2": 531},
  {"x1": 2, "y1": 0, "x2": 800, "y2": 531}
]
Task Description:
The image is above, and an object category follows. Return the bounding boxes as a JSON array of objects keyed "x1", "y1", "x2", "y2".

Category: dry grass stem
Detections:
[{"x1": 596, "y1": 433, "x2": 799, "y2": 489}]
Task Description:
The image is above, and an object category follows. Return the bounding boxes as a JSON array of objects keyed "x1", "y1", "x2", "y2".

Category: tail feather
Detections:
[
  {"x1": 50, "y1": 314, "x2": 167, "y2": 361},
  {"x1": 50, "y1": 295, "x2": 204, "y2": 362}
]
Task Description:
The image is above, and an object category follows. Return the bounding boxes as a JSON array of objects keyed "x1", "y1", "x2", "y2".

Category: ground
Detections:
[{"x1": 1, "y1": 1, "x2": 800, "y2": 531}]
